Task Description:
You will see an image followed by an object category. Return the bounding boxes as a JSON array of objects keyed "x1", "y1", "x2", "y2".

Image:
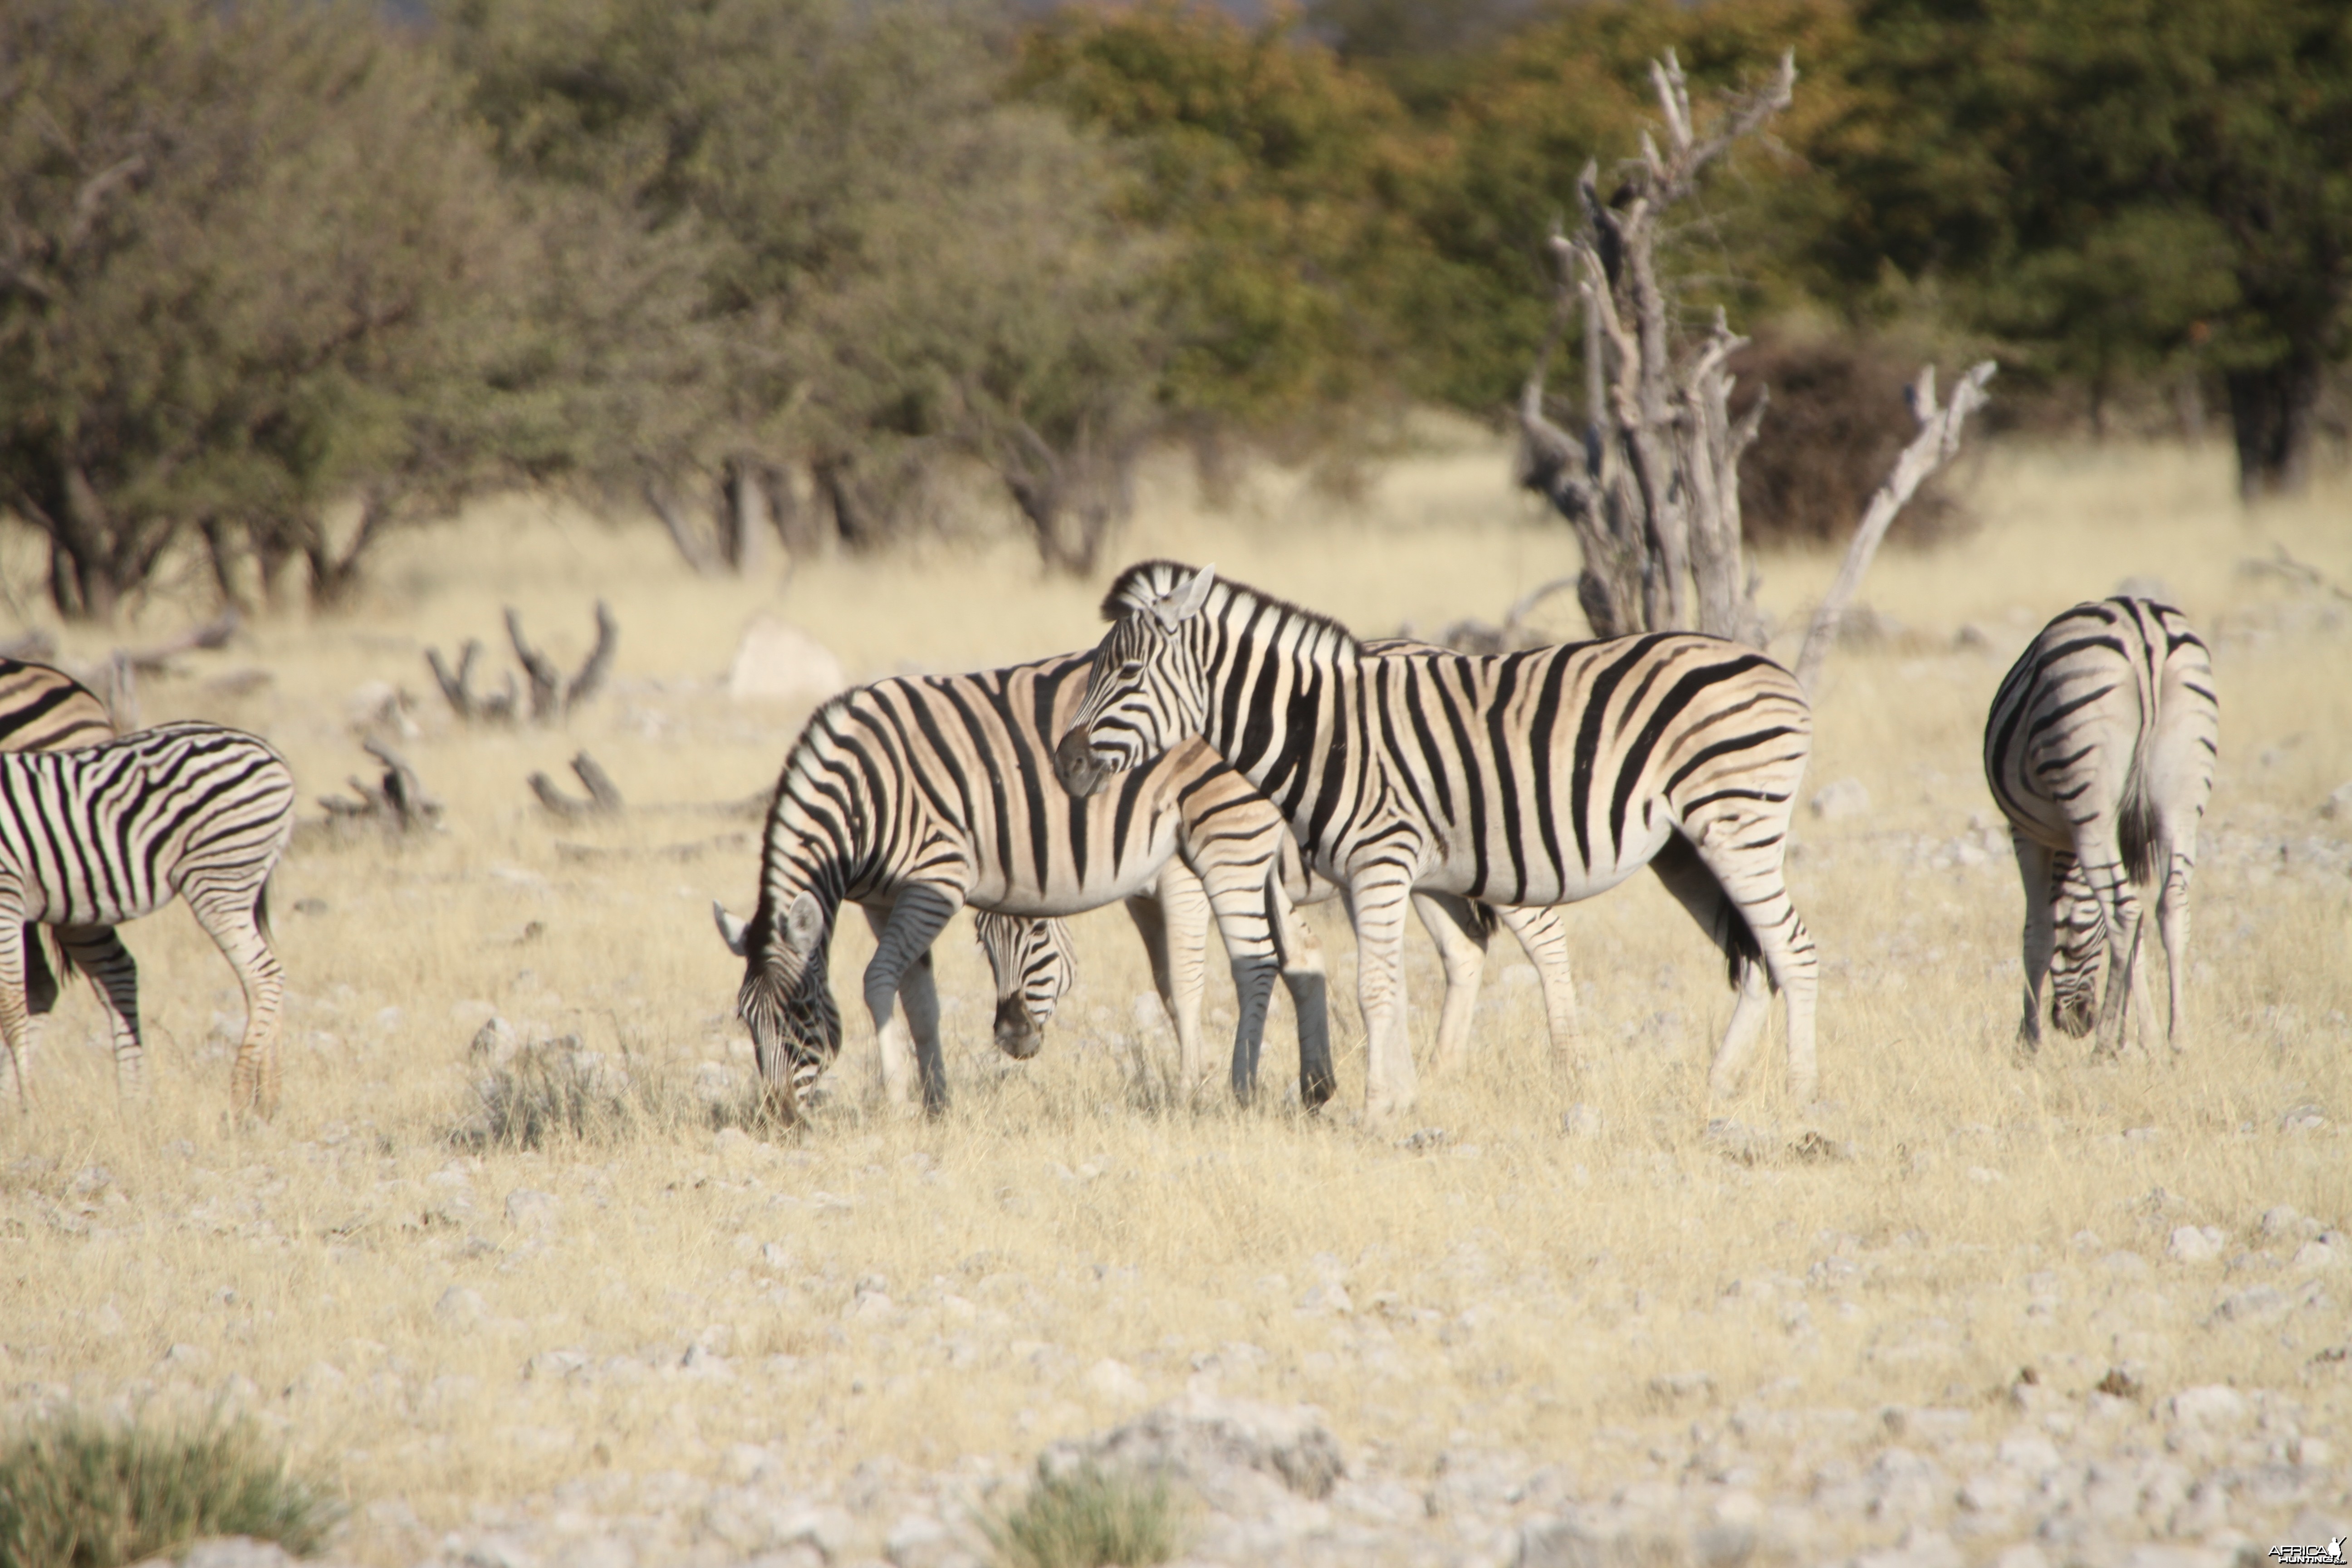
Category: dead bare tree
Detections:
[
  {"x1": 319, "y1": 739, "x2": 443, "y2": 832},
  {"x1": 426, "y1": 602, "x2": 617, "y2": 726},
  {"x1": 529, "y1": 751, "x2": 627, "y2": 820},
  {"x1": 1517, "y1": 52, "x2": 1794, "y2": 646},
  {"x1": 1793, "y1": 362, "x2": 1997, "y2": 693}
]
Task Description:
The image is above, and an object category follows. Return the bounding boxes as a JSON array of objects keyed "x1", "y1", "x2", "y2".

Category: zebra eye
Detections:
[{"x1": 1118, "y1": 661, "x2": 1144, "y2": 680}]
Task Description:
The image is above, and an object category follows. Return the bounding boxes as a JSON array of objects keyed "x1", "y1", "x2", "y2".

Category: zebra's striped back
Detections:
[
  {"x1": 0, "y1": 659, "x2": 113, "y2": 753},
  {"x1": 1983, "y1": 597, "x2": 2216, "y2": 1048},
  {"x1": 1057, "y1": 561, "x2": 1822, "y2": 1114},
  {"x1": 0, "y1": 723, "x2": 295, "y2": 926}
]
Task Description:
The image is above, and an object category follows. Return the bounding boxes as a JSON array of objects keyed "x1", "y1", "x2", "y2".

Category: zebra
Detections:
[
  {"x1": 0, "y1": 658, "x2": 119, "y2": 1104},
  {"x1": 1983, "y1": 597, "x2": 2217, "y2": 1052},
  {"x1": 1054, "y1": 561, "x2": 1821, "y2": 1121},
  {"x1": 0, "y1": 721, "x2": 296, "y2": 1116},
  {"x1": 725, "y1": 651, "x2": 1336, "y2": 1121}
]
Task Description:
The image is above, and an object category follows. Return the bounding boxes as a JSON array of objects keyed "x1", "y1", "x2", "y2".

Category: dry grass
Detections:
[{"x1": 0, "y1": 430, "x2": 2346, "y2": 1563}]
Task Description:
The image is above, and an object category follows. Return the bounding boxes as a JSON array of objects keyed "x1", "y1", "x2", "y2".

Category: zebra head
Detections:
[
  {"x1": 730, "y1": 886, "x2": 842, "y2": 1116},
  {"x1": 973, "y1": 912, "x2": 1075, "y2": 1060},
  {"x1": 1055, "y1": 561, "x2": 1217, "y2": 797}
]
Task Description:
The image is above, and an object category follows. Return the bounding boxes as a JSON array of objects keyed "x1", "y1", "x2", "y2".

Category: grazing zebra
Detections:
[
  {"x1": 0, "y1": 658, "x2": 118, "y2": 1104},
  {"x1": 1984, "y1": 597, "x2": 2217, "y2": 1052},
  {"x1": 972, "y1": 911, "x2": 1076, "y2": 1059},
  {"x1": 726, "y1": 652, "x2": 1335, "y2": 1121},
  {"x1": 1055, "y1": 562, "x2": 1821, "y2": 1120},
  {"x1": 0, "y1": 721, "x2": 296, "y2": 1116}
]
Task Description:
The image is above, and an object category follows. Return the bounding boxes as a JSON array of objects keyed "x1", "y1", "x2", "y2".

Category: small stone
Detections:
[
  {"x1": 1561, "y1": 1102, "x2": 1602, "y2": 1137},
  {"x1": 503, "y1": 1189, "x2": 559, "y2": 1230},
  {"x1": 2212, "y1": 1285, "x2": 2289, "y2": 1325},
  {"x1": 2166, "y1": 1225, "x2": 2225, "y2": 1263},
  {"x1": 433, "y1": 1285, "x2": 487, "y2": 1330},
  {"x1": 728, "y1": 618, "x2": 845, "y2": 707},
  {"x1": 1809, "y1": 778, "x2": 1870, "y2": 821},
  {"x1": 2167, "y1": 1385, "x2": 2248, "y2": 1428},
  {"x1": 1297, "y1": 1282, "x2": 1352, "y2": 1317},
  {"x1": 1083, "y1": 1357, "x2": 1148, "y2": 1404},
  {"x1": 2293, "y1": 1240, "x2": 2342, "y2": 1272},
  {"x1": 2319, "y1": 780, "x2": 2352, "y2": 821}
]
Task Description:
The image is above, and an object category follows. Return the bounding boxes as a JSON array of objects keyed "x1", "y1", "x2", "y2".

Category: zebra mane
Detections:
[{"x1": 1100, "y1": 560, "x2": 1362, "y2": 650}]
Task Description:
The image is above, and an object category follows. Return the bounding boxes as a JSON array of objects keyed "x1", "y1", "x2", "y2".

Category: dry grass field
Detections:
[{"x1": 1, "y1": 431, "x2": 2348, "y2": 1568}]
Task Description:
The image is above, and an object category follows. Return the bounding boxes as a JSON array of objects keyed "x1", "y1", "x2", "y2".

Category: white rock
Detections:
[
  {"x1": 504, "y1": 1189, "x2": 559, "y2": 1230},
  {"x1": 434, "y1": 1285, "x2": 488, "y2": 1330},
  {"x1": 2166, "y1": 1225, "x2": 2225, "y2": 1263},
  {"x1": 2319, "y1": 780, "x2": 2352, "y2": 820},
  {"x1": 728, "y1": 618, "x2": 845, "y2": 707},
  {"x1": 1297, "y1": 1282, "x2": 1353, "y2": 1317},
  {"x1": 2294, "y1": 1241, "x2": 2342, "y2": 1271},
  {"x1": 1083, "y1": 1357, "x2": 1149, "y2": 1404},
  {"x1": 1561, "y1": 1102, "x2": 1602, "y2": 1137},
  {"x1": 883, "y1": 1513, "x2": 960, "y2": 1568},
  {"x1": 1040, "y1": 1392, "x2": 1344, "y2": 1514},
  {"x1": 180, "y1": 1539, "x2": 305, "y2": 1568},
  {"x1": 2166, "y1": 1385, "x2": 2248, "y2": 1428},
  {"x1": 1809, "y1": 778, "x2": 1871, "y2": 821}
]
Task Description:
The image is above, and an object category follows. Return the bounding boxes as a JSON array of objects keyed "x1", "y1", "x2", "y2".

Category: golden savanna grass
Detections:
[{"x1": 0, "y1": 431, "x2": 2347, "y2": 1563}]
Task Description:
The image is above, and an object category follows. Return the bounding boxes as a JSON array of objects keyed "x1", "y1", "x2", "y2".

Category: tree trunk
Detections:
[
  {"x1": 721, "y1": 456, "x2": 769, "y2": 572},
  {"x1": 2226, "y1": 354, "x2": 2322, "y2": 500}
]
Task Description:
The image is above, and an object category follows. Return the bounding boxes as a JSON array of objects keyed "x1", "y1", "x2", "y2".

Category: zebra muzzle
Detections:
[
  {"x1": 1054, "y1": 729, "x2": 1109, "y2": 797},
  {"x1": 993, "y1": 996, "x2": 1043, "y2": 1059}
]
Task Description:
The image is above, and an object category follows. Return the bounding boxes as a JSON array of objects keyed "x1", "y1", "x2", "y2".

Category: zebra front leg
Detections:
[
  {"x1": 1497, "y1": 905, "x2": 1581, "y2": 1072},
  {"x1": 2011, "y1": 836, "x2": 2059, "y2": 1049},
  {"x1": 1347, "y1": 866, "x2": 1417, "y2": 1125},
  {"x1": 860, "y1": 887, "x2": 961, "y2": 1116},
  {"x1": 1411, "y1": 892, "x2": 1490, "y2": 1075},
  {"x1": 54, "y1": 927, "x2": 142, "y2": 1104},
  {"x1": 0, "y1": 911, "x2": 31, "y2": 1112},
  {"x1": 1269, "y1": 874, "x2": 1333, "y2": 1109},
  {"x1": 186, "y1": 892, "x2": 285, "y2": 1119}
]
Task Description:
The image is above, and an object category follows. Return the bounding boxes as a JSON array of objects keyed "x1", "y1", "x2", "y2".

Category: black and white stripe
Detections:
[
  {"x1": 972, "y1": 911, "x2": 1076, "y2": 1060},
  {"x1": 730, "y1": 652, "x2": 1333, "y2": 1119},
  {"x1": 1984, "y1": 597, "x2": 2217, "y2": 1050},
  {"x1": 1056, "y1": 562, "x2": 1821, "y2": 1118},
  {"x1": 0, "y1": 658, "x2": 118, "y2": 1098},
  {"x1": 0, "y1": 721, "x2": 296, "y2": 1115}
]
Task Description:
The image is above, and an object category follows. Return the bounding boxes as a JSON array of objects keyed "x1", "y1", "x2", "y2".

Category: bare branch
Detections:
[
  {"x1": 506, "y1": 608, "x2": 564, "y2": 722},
  {"x1": 569, "y1": 751, "x2": 626, "y2": 813},
  {"x1": 1795, "y1": 361, "x2": 1998, "y2": 694},
  {"x1": 565, "y1": 600, "x2": 619, "y2": 710}
]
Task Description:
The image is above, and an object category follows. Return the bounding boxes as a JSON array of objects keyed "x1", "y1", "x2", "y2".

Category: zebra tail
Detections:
[
  {"x1": 2118, "y1": 745, "x2": 2160, "y2": 888},
  {"x1": 256, "y1": 877, "x2": 276, "y2": 944},
  {"x1": 1715, "y1": 896, "x2": 1768, "y2": 993}
]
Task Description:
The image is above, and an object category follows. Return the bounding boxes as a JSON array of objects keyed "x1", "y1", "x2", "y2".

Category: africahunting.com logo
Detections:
[{"x1": 2268, "y1": 1540, "x2": 2345, "y2": 1565}]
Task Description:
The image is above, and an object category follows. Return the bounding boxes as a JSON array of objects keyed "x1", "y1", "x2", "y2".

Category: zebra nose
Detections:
[
  {"x1": 1054, "y1": 729, "x2": 1107, "y2": 797},
  {"x1": 993, "y1": 997, "x2": 1042, "y2": 1059}
]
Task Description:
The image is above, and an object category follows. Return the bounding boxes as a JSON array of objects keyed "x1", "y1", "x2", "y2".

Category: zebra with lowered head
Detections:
[
  {"x1": 1055, "y1": 562, "x2": 1822, "y2": 1121},
  {"x1": 0, "y1": 720, "x2": 296, "y2": 1116},
  {"x1": 1984, "y1": 596, "x2": 2217, "y2": 1052}
]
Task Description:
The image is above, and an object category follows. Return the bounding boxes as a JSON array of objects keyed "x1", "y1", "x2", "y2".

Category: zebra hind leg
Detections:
[
  {"x1": 0, "y1": 914, "x2": 33, "y2": 1111},
  {"x1": 54, "y1": 926, "x2": 142, "y2": 1102},
  {"x1": 2011, "y1": 837, "x2": 2061, "y2": 1048},
  {"x1": 1496, "y1": 904, "x2": 1581, "y2": 1073},
  {"x1": 1410, "y1": 892, "x2": 1492, "y2": 1076},
  {"x1": 186, "y1": 891, "x2": 285, "y2": 1119}
]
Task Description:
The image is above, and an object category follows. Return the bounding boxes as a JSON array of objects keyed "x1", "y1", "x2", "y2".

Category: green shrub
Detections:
[
  {"x1": 0, "y1": 1413, "x2": 341, "y2": 1568},
  {"x1": 985, "y1": 1461, "x2": 1184, "y2": 1568}
]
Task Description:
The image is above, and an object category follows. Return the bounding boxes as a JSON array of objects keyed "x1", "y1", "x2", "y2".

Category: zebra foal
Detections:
[
  {"x1": 1984, "y1": 597, "x2": 2216, "y2": 1051},
  {"x1": 1056, "y1": 562, "x2": 1822, "y2": 1121},
  {"x1": 0, "y1": 721, "x2": 295, "y2": 1116}
]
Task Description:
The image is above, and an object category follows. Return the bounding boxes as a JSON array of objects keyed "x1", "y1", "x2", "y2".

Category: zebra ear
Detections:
[
  {"x1": 1156, "y1": 564, "x2": 1215, "y2": 629},
  {"x1": 713, "y1": 901, "x2": 748, "y2": 958},
  {"x1": 782, "y1": 891, "x2": 825, "y2": 956}
]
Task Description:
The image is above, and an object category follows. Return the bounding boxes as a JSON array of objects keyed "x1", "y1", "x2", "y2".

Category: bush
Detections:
[
  {"x1": 984, "y1": 1461, "x2": 1185, "y2": 1568},
  {"x1": 1731, "y1": 333, "x2": 1973, "y2": 550},
  {"x1": 457, "y1": 1036, "x2": 671, "y2": 1150},
  {"x1": 0, "y1": 1413, "x2": 341, "y2": 1568}
]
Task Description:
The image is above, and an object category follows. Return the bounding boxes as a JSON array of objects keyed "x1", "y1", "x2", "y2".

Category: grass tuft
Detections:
[
  {"x1": 984, "y1": 1461, "x2": 1185, "y2": 1568},
  {"x1": 0, "y1": 1412, "x2": 342, "y2": 1568},
  {"x1": 456, "y1": 1037, "x2": 676, "y2": 1150}
]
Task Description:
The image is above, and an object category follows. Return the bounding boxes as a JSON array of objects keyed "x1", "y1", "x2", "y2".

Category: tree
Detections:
[
  {"x1": 450, "y1": 0, "x2": 1168, "y2": 573},
  {"x1": 1817, "y1": 0, "x2": 2352, "y2": 497},
  {"x1": 0, "y1": 0, "x2": 538, "y2": 618}
]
